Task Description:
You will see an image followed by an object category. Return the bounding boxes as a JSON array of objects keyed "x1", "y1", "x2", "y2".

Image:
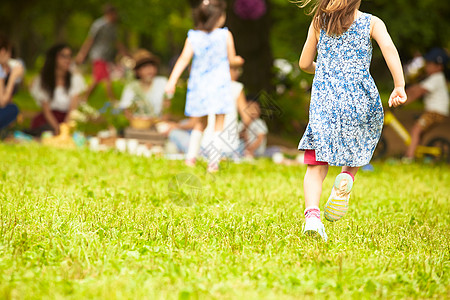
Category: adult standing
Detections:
[{"x1": 76, "y1": 4, "x2": 127, "y2": 102}]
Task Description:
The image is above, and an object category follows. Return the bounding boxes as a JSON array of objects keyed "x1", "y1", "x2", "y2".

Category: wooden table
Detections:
[{"x1": 124, "y1": 127, "x2": 167, "y2": 146}]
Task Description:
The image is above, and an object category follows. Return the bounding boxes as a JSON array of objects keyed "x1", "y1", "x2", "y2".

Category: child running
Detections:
[
  {"x1": 165, "y1": 0, "x2": 243, "y2": 172},
  {"x1": 296, "y1": 0, "x2": 407, "y2": 241}
]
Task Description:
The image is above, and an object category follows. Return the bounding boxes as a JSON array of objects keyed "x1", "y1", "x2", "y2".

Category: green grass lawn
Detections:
[{"x1": 0, "y1": 144, "x2": 449, "y2": 299}]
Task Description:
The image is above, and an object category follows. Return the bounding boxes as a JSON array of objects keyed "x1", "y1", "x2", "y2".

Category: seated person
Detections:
[
  {"x1": 119, "y1": 49, "x2": 168, "y2": 120},
  {"x1": 238, "y1": 100, "x2": 268, "y2": 158},
  {"x1": 403, "y1": 48, "x2": 449, "y2": 160},
  {"x1": 30, "y1": 44, "x2": 86, "y2": 136},
  {"x1": 0, "y1": 34, "x2": 24, "y2": 135}
]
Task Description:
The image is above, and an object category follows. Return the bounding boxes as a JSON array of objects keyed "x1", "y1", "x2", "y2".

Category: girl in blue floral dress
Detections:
[
  {"x1": 166, "y1": 0, "x2": 243, "y2": 172},
  {"x1": 297, "y1": 0, "x2": 407, "y2": 241}
]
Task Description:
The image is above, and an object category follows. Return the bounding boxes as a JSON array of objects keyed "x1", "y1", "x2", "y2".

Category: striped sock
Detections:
[{"x1": 341, "y1": 171, "x2": 355, "y2": 181}]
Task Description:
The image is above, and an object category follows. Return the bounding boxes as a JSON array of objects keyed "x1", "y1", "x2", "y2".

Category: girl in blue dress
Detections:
[
  {"x1": 297, "y1": 0, "x2": 407, "y2": 241},
  {"x1": 166, "y1": 0, "x2": 243, "y2": 172}
]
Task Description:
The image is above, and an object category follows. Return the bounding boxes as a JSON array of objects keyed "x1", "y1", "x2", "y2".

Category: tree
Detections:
[{"x1": 226, "y1": 0, "x2": 274, "y2": 95}]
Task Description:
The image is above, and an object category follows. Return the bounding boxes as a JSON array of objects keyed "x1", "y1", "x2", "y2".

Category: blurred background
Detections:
[{"x1": 1, "y1": 0, "x2": 449, "y2": 147}]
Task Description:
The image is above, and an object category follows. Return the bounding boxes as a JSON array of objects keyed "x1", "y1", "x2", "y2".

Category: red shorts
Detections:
[
  {"x1": 304, "y1": 149, "x2": 328, "y2": 165},
  {"x1": 93, "y1": 60, "x2": 110, "y2": 82}
]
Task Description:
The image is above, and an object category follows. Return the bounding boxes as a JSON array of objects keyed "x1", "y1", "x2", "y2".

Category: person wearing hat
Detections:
[
  {"x1": 118, "y1": 49, "x2": 168, "y2": 120},
  {"x1": 404, "y1": 47, "x2": 449, "y2": 161}
]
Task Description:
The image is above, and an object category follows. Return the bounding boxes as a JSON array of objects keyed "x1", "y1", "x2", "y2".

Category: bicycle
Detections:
[{"x1": 373, "y1": 109, "x2": 450, "y2": 163}]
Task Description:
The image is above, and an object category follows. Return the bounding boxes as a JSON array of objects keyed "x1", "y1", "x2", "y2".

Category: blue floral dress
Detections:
[
  {"x1": 185, "y1": 28, "x2": 232, "y2": 117},
  {"x1": 298, "y1": 13, "x2": 383, "y2": 167}
]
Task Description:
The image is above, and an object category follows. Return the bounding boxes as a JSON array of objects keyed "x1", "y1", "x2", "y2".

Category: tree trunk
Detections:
[
  {"x1": 187, "y1": 0, "x2": 274, "y2": 96},
  {"x1": 225, "y1": 0, "x2": 273, "y2": 96}
]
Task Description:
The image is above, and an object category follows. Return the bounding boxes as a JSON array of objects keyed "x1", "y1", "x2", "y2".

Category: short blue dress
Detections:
[
  {"x1": 185, "y1": 28, "x2": 232, "y2": 117},
  {"x1": 298, "y1": 13, "x2": 384, "y2": 167}
]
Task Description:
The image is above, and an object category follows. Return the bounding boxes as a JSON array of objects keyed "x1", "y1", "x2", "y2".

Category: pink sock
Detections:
[
  {"x1": 304, "y1": 206, "x2": 321, "y2": 220},
  {"x1": 342, "y1": 171, "x2": 355, "y2": 181}
]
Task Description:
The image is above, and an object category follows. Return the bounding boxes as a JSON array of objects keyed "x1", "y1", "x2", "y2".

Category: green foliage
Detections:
[
  {"x1": 0, "y1": 144, "x2": 449, "y2": 298},
  {"x1": 4, "y1": 0, "x2": 448, "y2": 68},
  {"x1": 111, "y1": 0, "x2": 193, "y2": 59},
  {"x1": 4, "y1": 0, "x2": 450, "y2": 140},
  {"x1": 271, "y1": 0, "x2": 450, "y2": 62}
]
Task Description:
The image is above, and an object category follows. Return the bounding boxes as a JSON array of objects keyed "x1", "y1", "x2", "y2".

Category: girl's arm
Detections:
[
  {"x1": 299, "y1": 23, "x2": 318, "y2": 74},
  {"x1": 371, "y1": 17, "x2": 407, "y2": 107},
  {"x1": 42, "y1": 101, "x2": 61, "y2": 135},
  {"x1": 226, "y1": 31, "x2": 244, "y2": 66},
  {"x1": 165, "y1": 38, "x2": 194, "y2": 96},
  {"x1": 245, "y1": 134, "x2": 265, "y2": 156}
]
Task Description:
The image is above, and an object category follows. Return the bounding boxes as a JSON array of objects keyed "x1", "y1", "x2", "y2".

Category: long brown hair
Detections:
[
  {"x1": 0, "y1": 33, "x2": 11, "y2": 51},
  {"x1": 193, "y1": 0, "x2": 227, "y2": 32},
  {"x1": 40, "y1": 44, "x2": 72, "y2": 100},
  {"x1": 296, "y1": 0, "x2": 362, "y2": 36}
]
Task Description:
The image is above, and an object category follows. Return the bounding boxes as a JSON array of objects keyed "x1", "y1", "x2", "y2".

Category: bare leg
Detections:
[
  {"x1": 405, "y1": 122, "x2": 422, "y2": 159},
  {"x1": 104, "y1": 79, "x2": 116, "y2": 101},
  {"x1": 214, "y1": 114, "x2": 225, "y2": 131},
  {"x1": 207, "y1": 114, "x2": 226, "y2": 170},
  {"x1": 341, "y1": 166, "x2": 359, "y2": 177},
  {"x1": 186, "y1": 116, "x2": 208, "y2": 162},
  {"x1": 83, "y1": 81, "x2": 99, "y2": 102},
  {"x1": 304, "y1": 164, "x2": 329, "y2": 208},
  {"x1": 192, "y1": 116, "x2": 208, "y2": 132}
]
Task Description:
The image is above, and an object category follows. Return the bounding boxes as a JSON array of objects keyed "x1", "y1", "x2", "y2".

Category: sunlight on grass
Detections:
[{"x1": 0, "y1": 144, "x2": 448, "y2": 299}]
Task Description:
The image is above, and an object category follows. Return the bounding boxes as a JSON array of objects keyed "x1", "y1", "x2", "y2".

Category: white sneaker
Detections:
[
  {"x1": 324, "y1": 172, "x2": 353, "y2": 222},
  {"x1": 303, "y1": 216, "x2": 328, "y2": 242},
  {"x1": 207, "y1": 162, "x2": 219, "y2": 173}
]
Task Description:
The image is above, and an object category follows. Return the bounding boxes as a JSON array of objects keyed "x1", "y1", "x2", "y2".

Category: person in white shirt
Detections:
[
  {"x1": 30, "y1": 44, "x2": 86, "y2": 136},
  {"x1": 238, "y1": 100, "x2": 268, "y2": 158},
  {"x1": 118, "y1": 49, "x2": 169, "y2": 119},
  {"x1": 404, "y1": 48, "x2": 449, "y2": 160},
  {"x1": 0, "y1": 34, "x2": 24, "y2": 133}
]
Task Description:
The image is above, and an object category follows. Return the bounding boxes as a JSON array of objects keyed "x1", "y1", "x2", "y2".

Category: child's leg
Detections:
[
  {"x1": 303, "y1": 164, "x2": 329, "y2": 241},
  {"x1": 304, "y1": 164, "x2": 329, "y2": 209},
  {"x1": 324, "y1": 166, "x2": 357, "y2": 222},
  {"x1": 83, "y1": 81, "x2": 98, "y2": 102},
  {"x1": 214, "y1": 114, "x2": 225, "y2": 131},
  {"x1": 186, "y1": 116, "x2": 207, "y2": 164},
  {"x1": 341, "y1": 166, "x2": 358, "y2": 179},
  {"x1": 405, "y1": 122, "x2": 422, "y2": 159},
  {"x1": 207, "y1": 114, "x2": 225, "y2": 171},
  {"x1": 104, "y1": 78, "x2": 116, "y2": 101}
]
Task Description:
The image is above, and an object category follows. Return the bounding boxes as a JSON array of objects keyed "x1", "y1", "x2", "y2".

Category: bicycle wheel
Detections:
[
  {"x1": 426, "y1": 137, "x2": 450, "y2": 164},
  {"x1": 373, "y1": 137, "x2": 387, "y2": 160}
]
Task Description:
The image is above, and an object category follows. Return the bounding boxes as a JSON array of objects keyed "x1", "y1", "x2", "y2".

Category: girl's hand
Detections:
[
  {"x1": 231, "y1": 55, "x2": 245, "y2": 66},
  {"x1": 388, "y1": 86, "x2": 407, "y2": 107},
  {"x1": 165, "y1": 82, "x2": 176, "y2": 99},
  {"x1": 75, "y1": 53, "x2": 85, "y2": 65},
  {"x1": 53, "y1": 125, "x2": 61, "y2": 136}
]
